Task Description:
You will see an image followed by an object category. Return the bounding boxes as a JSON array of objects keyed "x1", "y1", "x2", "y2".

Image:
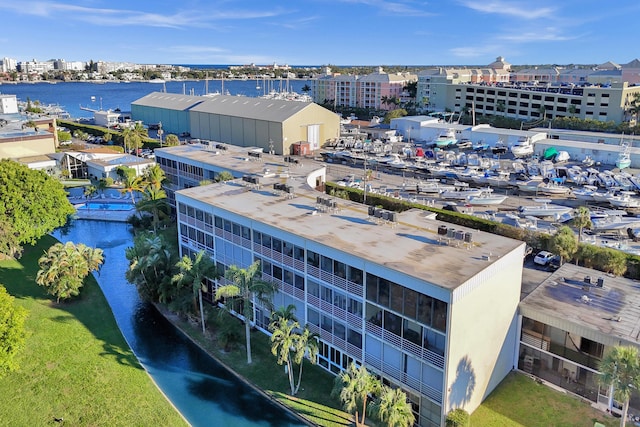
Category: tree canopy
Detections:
[
  {"x1": 0, "y1": 285, "x2": 28, "y2": 378},
  {"x1": 0, "y1": 160, "x2": 75, "y2": 256},
  {"x1": 36, "y1": 242, "x2": 104, "y2": 303}
]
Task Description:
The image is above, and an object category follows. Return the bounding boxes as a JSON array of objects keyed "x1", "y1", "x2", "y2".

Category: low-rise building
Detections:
[
  {"x1": 161, "y1": 142, "x2": 525, "y2": 426},
  {"x1": 519, "y1": 262, "x2": 640, "y2": 415}
]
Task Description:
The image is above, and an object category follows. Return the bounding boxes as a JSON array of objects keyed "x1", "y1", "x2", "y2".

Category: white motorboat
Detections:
[
  {"x1": 592, "y1": 212, "x2": 640, "y2": 231},
  {"x1": 592, "y1": 188, "x2": 622, "y2": 203},
  {"x1": 440, "y1": 184, "x2": 484, "y2": 200},
  {"x1": 536, "y1": 180, "x2": 571, "y2": 196},
  {"x1": 572, "y1": 185, "x2": 599, "y2": 202},
  {"x1": 516, "y1": 178, "x2": 543, "y2": 193},
  {"x1": 510, "y1": 136, "x2": 534, "y2": 158},
  {"x1": 518, "y1": 199, "x2": 573, "y2": 218},
  {"x1": 606, "y1": 191, "x2": 640, "y2": 208},
  {"x1": 466, "y1": 189, "x2": 508, "y2": 205},
  {"x1": 433, "y1": 129, "x2": 457, "y2": 148}
]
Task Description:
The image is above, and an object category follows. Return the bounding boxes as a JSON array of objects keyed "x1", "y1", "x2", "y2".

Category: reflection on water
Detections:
[{"x1": 53, "y1": 220, "x2": 304, "y2": 427}]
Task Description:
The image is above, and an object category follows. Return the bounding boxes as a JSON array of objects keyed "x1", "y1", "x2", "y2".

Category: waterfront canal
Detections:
[{"x1": 53, "y1": 219, "x2": 305, "y2": 427}]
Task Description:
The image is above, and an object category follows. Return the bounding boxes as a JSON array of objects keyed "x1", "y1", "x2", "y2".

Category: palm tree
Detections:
[
  {"x1": 332, "y1": 362, "x2": 381, "y2": 427},
  {"x1": 172, "y1": 250, "x2": 218, "y2": 333},
  {"x1": 36, "y1": 242, "x2": 104, "y2": 303},
  {"x1": 125, "y1": 233, "x2": 174, "y2": 302},
  {"x1": 143, "y1": 164, "x2": 166, "y2": 190},
  {"x1": 122, "y1": 126, "x2": 142, "y2": 155},
  {"x1": 372, "y1": 386, "x2": 415, "y2": 427},
  {"x1": 136, "y1": 186, "x2": 170, "y2": 232},
  {"x1": 571, "y1": 206, "x2": 592, "y2": 244},
  {"x1": 291, "y1": 324, "x2": 318, "y2": 395},
  {"x1": 215, "y1": 261, "x2": 277, "y2": 364},
  {"x1": 272, "y1": 304, "x2": 297, "y2": 322},
  {"x1": 269, "y1": 317, "x2": 299, "y2": 395},
  {"x1": 121, "y1": 173, "x2": 145, "y2": 204},
  {"x1": 599, "y1": 345, "x2": 640, "y2": 426}
]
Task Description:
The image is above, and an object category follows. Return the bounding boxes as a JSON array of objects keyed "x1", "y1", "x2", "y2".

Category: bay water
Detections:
[{"x1": 0, "y1": 79, "x2": 311, "y2": 120}]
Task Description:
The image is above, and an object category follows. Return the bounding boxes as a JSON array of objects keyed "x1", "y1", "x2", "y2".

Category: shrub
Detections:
[{"x1": 446, "y1": 408, "x2": 470, "y2": 427}]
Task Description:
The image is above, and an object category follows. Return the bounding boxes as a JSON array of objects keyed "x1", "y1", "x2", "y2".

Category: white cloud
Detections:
[
  {"x1": 498, "y1": 28, "x2": 577, "y2": 43},
  {"x1": 460, "y1": 0, "x2": 555, "y2": 19},
  {"x1": 0, "y1": 2, "x2": 287, "y2": 29}
]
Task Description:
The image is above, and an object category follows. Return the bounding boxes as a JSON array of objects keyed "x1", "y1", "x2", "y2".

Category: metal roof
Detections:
[
  {"x1": 189, "y1": 94, "x2": 313, "y2": 122},
  {"x1": 131, "y1": 92, "x2": 206, "y2": 111}
]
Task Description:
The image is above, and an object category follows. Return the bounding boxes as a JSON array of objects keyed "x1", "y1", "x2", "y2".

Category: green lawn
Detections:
[
  {"x1": 0, "y1": 235, "x2": 187, "y2": 426},
  {"x1": 471, "y1": 372, "x2": 619, "y2": 427}
]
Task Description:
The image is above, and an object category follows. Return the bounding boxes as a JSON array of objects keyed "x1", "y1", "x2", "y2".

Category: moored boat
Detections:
[
  {"x1": 510, "y1": 136, "x2": 534, "y2": 158},
  {"x1": 518, "y1": 199, "x2": 573, "y2": 218},
  {"x1": 432, "y1": 129, "x2": 457, "y2": 148}
]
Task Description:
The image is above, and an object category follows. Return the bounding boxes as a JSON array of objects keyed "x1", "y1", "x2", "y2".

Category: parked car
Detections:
[
  {"x1": 533, "y1": 250, "x2": 555, "y2": 266},
  {"x1": 547, "y1": 255, "x2": 562, "y2": 271}
]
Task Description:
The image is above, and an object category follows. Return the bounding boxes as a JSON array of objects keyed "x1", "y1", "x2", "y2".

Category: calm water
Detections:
[
  {"x1": 76, "y1": 202, "x2": 135, "y2": 211},
  {"x1": 52, "y1": 220, "x2": 305, "y2": 427},
  {"x1": 0, "y1": 79, "x2": 311, "y2": 120}
]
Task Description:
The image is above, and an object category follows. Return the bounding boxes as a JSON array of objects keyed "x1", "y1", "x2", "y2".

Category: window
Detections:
[
  {"x1": 272, "y1": 238, "x2": 282, "y2": 253},
  {"x1": 378, "y1": 278, "x2": 390, "y2": 308},
  {"x1": 261, "y1": 259, "x2": 272, "y2": 276},
  {"x1": 320, "y1": 256, "x2": 333, "y2": 273},
  {"x1": 308, "y1": 308, "x2": 320, "y2": 326},
  {"x1": 253, "y1": 230, "x2": 262, "y2": 245},
  {"x1": 283, "y1": 241, "x2": 294, "y2": 258},
  {"x1": 334, "y1": 290, "x2": 347, "y2": 310},
  {"x1": 223, "y1": 220, "x2": 232, "y2": 232},
  {"x1": 348, "y1": 298, "x2": 363, "y2": 316},
  {"x1": 390, "y1": 282, "x2": 403, "y2": 313},
  {"x1": 347, "y1": 328, "x2": 362, "y2": 347},
  {"x1": 334, "y1": 321, "x2": 346, "y2": 340},
  {"x1": 307, "y1": 250, "x2": 319, "y2": 267},
  {"x1": 293, "y1": 246, "x2": 305, "y2": 262},
  {"x1": 334, "y1": 260, "x2": 346, "y2": 279},
  {"x1": 294, "y1": 274, "x2": 304, "y2": 291},
  {"x1": 232, "y1": 223, "x2": 240, "y2": 236},
  {"x1": 262, "y1": 234, "x2": 271, "y2": 249},
  {"x1": 308, "y1": 280, "x2": 320, "y2": 297},
  {"x1": 321, "y1": 315, "x2": 332, "y2": 332},
  {"x1": 348, "y1": 266, "x2": 363, "y2": 285},
  {"x1": 321, "y1": 286, "x2": 333, "y2": 303},
  {"x1": 418, "y1": 294, "x2": 433, "y2": 325},
  {"x1": 283, "y1": 269, "x2": 294, "y2": 286},
  {"x1": 272, "y1": 265, "x2": 283, "y2": 280}
]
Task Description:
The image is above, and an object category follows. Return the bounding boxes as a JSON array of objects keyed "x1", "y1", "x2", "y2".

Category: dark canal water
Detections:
[{"x1": 53, "y1": 220, "x2": 305, "y2": 427}]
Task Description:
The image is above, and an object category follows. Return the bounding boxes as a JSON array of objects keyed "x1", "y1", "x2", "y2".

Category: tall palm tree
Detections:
[
  {"x1": 121, "y1": 173, "x2": 145, "y2": 204},
  {"x1": 269, "y1": 317, "x2": 299, "y2": 395},
  {"x1": 122, "y1": 127, "x2": 141, "y2": 155},
  {"x1": 599, "y1": 345, "x2": 640, "y2": 427},
  {"x1": 291, "y1": 324, "x2": 318, "y2": 395},
  {"x1": 571, "y1": 206, "x2": 592, "y2": 244},
  {"x1": 172, "y1": 250, "x2": 218, "y2": 332},
  {"x1": 332, "y1": 362, "x2": 381, "y2": 427},
  {"x1": 216, "y1": 261, "x2": 277, "y2": 364},
  {"x1": 372, "y1": 386, "x2": 415, "y2": 427}
]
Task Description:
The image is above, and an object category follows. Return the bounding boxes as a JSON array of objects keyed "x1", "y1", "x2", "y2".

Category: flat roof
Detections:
[
  {"x1": 520, "y1": 263, "x2": 640, "y2": 346},
  {"x1": 170, "y1": 145, "x2": 523, "y2": 290}
]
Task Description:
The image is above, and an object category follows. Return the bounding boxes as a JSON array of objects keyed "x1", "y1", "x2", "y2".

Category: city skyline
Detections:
[{"x1": 0, "y1": 1, "x2": 638, "y2": 67}]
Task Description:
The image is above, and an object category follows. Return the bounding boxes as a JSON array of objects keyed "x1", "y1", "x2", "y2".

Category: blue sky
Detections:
[{"x1": 1, "y1": 0, "x2": 638, "y2": 67}]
